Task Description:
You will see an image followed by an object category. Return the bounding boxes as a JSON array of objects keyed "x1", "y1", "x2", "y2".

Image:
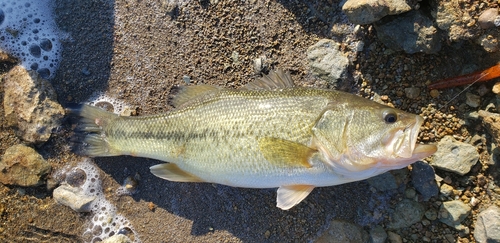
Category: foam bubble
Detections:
[
  {"x1": 74, "y1": 159, "x2": 141, "y2": 243},
  {"x1": 0, "y1": 0, "x2": 64, "y2": 79},
  {"x1": 85, "y1": 92, "x2": 129, "y2": 115}
]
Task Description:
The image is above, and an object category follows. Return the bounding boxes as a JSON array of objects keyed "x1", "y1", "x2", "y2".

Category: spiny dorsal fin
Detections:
[
  {"x1": 277, "y1": 185, "x2": 315, "y2": 210},
  {"x1": 259, "y1": 137, "x2": 315, "y2": 168},
  {"x1": 169, "y1": 84, "x2": 221, "y2": 108},
  {"x1": 243, "y1": 69, "x2": 295, "y2": 90},
  {"x1": 150, "y1": 163, "x2": 204, "y2": 182}
]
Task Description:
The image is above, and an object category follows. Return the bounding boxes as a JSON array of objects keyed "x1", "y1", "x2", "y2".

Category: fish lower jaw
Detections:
[{"x1": 412, "y1": 144, "x2": 437, "y2": 159}]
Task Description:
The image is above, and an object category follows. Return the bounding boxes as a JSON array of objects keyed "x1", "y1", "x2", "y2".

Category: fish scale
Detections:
[
  {"x1": 106, "y1": 89, "x2": 329, "y2": 174},
  {"x1": 73, "y1": 70, "x2": 436, "y2": 210}
]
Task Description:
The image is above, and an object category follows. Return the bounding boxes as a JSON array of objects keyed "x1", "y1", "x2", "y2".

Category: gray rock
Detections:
[
  {"x1": 374, "y1": 10, "x2": 442, "y2": 54},
  {"x1": 387, "y1": 199, "x2": 424, "y2": 229},
  {"x1": 474, "y1": 205, "x2": 500, "y2": 243},
  {"x1": 431, "y1": 136, "x2": 479, "y2": 175},
  {"x1": 315, "y1": 220, "x2": 369, "y2": 243},
  {"x1": 369, "y1": 225, "x2": 387, "y2": 243},
  {"x1": 307, "y1": 39, "x2": 349, "y2": 86},
  {"x1": 411, "y1": 161, "x2": 439, "y2": 201},
  {"x1": 3, "y1": 66, "x2": 65, "y2": 145},
  {"x1": 53, "y1": 184, "x2": 96, "y2": 213},
  {"x1": 439, "y1": 200, "x2": 471, "y2": 229},
  {"x1": 367, "y1": 172, "x2": 397, "y2": 191},
  {"x1": 0, "y1": 144, "x2": 51, "y2": 186},
  {"x1": 342, "y1": 0, "x2": 412, "y2": 25}
]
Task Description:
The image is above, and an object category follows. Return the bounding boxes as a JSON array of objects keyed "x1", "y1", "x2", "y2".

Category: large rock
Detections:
[
  {"x1": 374, "y1": 10, "x2": 442, "y2": 54},
  {"x1": 3, "y1": 65, "x2": 64, "y2": 145},
  {"x1": 53, "y1": 184, "x2": 96, "y2": 213},
  {"x1": 342, "y1": 0, "x2": 412, "y2": 25},
  {"x1": 474, "y1": 205, "x2": 500, "y2": 243},
  {"x1": 430, "y1": 136, "x2": 479, "y2": 175},
  {"x1": 439, "y1": 200, "x2": 471, "y2": 229},
  {"x1": 307, "y1": 39, "x2": 349, "y2": 86},
  {"x1": 411, "y1": 161, "x2": 439, "y2": 201},
  {"x1": 387, "y1": 199, "x2": 424, "y2": 229},
  {"x1": 0, "y1": 144, "x2": 51, "y2": 186}
]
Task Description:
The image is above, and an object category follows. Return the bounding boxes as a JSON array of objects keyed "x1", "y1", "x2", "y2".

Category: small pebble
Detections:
[
  {"x1": 429, "y1": 89, "x2": 440, "y2": 98},
  {"x1": 404, "y1": 87, "x2": 420, "y2": 99},
  {"x1": 425, "y1": 208, "x2": 438, "y2": 220},
  {"x1": 493, "y1": 82, "x2": 500, "y2": 94},
  {"x1": 440, "y1": 184, "x2": 454, "y2": 197},
  {"x1": 405, "y1": 188, "x2": 416, "y2": 199},
  {"x1": 466, "y1": 92, "x2": 481, "y2": 108},
  {"x1": 387, "y1": 231, "x2": 402, "y2": 243},
  {"x1": 65, "y1": 168, "x2": 87, "y2": 187}
]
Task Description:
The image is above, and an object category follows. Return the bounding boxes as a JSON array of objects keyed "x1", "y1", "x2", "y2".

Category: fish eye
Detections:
[{"x1": 383, "y1": 111, "x2": 398, "y2": 123}]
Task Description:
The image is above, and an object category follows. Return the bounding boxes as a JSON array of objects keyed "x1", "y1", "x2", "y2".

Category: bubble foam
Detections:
[
  {"x1": 85, "y1": 92, "x2": 129, "y2": 115},
  {"x1": 0, "y1": 0, "x2": 64, "y2": 79},
  {"x1": 75, "y1": 159, "x2": 141, "y2": 243}
]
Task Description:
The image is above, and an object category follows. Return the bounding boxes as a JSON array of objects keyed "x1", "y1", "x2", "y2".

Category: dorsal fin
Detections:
[
  {"x1": 243, "y1": 69, "x2": 295, "y2": 90},
  {"x1": 169, "y1": 84, "x2": 221, "y2": 108}
]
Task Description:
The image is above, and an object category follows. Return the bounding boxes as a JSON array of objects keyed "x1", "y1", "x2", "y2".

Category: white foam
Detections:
[
  {"x1": 85, "y1": 92, "x2": 129, "y2": 115},
  {"x1": 0, "y1": 0, "x2": 63, "y2": 79},
  {"x1": 76, "y1": 159, "x2": 141, "y2": 243}
]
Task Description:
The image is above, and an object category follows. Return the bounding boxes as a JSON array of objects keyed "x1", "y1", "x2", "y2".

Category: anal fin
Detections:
[
  {"x1": 150, "y1": 163, "x2": 204, "y2": 182},
  {"x1": 277, "y1": 185, "x2": 315, "y2": 210}
]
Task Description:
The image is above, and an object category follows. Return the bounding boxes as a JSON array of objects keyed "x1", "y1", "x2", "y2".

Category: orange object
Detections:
[{"x1": 428, "y1": 63, "x2": 500, "y2": 89}]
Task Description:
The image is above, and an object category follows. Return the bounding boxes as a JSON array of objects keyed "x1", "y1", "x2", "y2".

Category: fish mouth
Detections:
[
  {"x1": 387, "y1": 115, "x2": 436, "y2": 160},
  {"x1": 412, "y1": 143, "x2": 437, "y2": 159},
  {"x1": 406, "y1": 116, "x2": 437, "y2": 159}
]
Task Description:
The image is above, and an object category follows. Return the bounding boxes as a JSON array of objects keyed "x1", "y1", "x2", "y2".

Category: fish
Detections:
[{"x1": 72, "y1": 69, "x2": 437, "y2": 210}]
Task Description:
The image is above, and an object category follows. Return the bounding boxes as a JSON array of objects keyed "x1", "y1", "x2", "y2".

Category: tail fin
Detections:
[{"x1": 70, "y1": 105, "x2": 122, "y2": 157}]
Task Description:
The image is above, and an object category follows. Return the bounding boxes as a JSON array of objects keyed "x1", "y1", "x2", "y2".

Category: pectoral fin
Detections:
[
  {"x1": 259, "y1": 137, "x2": 316, "y2": 168},
  {"x1": 150, "y1": 163, "x2": 204, "y2": 182},
  {"x1": 277, "y1": 185, "x2": 315, "y2": 210}
]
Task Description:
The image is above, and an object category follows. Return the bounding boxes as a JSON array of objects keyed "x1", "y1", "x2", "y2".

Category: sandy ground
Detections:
[{"x1": 1, "y1": 0, "x2": 500, "y2": 242}]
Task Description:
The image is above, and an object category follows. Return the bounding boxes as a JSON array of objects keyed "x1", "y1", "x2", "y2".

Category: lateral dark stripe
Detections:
[{"x1": 110, "y1": 128, "x2": 246, "y2": 141}]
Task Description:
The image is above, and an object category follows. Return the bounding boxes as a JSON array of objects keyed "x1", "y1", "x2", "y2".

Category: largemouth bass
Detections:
[{"x1": 73, "y1": 70, "x2": 436, "y2": 210}]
